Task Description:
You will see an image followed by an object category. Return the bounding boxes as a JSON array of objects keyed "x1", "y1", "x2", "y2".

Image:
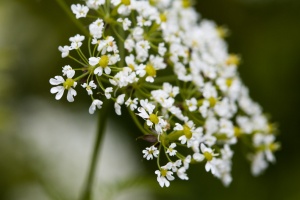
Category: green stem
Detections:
[
  {"x1": 68, "y1": 55, "x2": 88, "y2": 66},
  {"x1": 153, "y1": 75, "x2": 177, "y2": 83},
  {"x1": 127, "y1": 108, "x2": 151, "y2": 135},
  {"x1": 55, "y1": 0, "x2": 90, "y2": 37},
  {"x1": 80, "y1": 101, "x2": 111, "y2": 200},
  {"x1": 74, "y1": 72, "x2": 90, "y2": 82}
]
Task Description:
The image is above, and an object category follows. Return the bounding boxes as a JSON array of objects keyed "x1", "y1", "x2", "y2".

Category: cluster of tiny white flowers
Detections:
[{"x1": 50, "y1": 0, "x2": 280, "y2": 187}]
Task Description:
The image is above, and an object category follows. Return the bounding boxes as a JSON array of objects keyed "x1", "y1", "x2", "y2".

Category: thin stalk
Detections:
[
  {"x1": 55, "y1": 0, "x2": 90, "y2": 37},
  {"x1": 74, "y1": 72, "x2": 90, "y2": 82},
  {"x1": 80, "y1": 101, "x2": 111, "y2": 200},
  {"x1": 68, "y1": 55, "x2": 88, "y2": 66},
  {"x1": 154, "y1": 75, "x2": 177, "y2": 83},
  {"x1": 127, "y1": 108, "x2": 150, "y2": 135}
]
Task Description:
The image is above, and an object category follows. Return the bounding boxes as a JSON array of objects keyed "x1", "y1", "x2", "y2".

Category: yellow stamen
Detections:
[
  {"x1": 149, "y1": 113, "x2": 159, "y2": 124},
  {"x1": 204, "y1": 152, "x2": 213, "y2": 161},
  {"x1": 216, "y1": 26, "x2": 229, "y2": 38},
  {"x1": 161, "y1": 169, "x2": 167, "y2": 177},
  {"x1": 182, "y1": 0, "x2": 191, "y2": 8},
  {"x1": 209, "y1": 97, "x2": 217, "y2": 107},
  {"x1": 226, "y1": 78, "x2": 233, "y2": 87},
  {"x1": 99, "y1": 55, "x2": 109, "y2": 68},
  {"x1": 121, "y1": 0, "x2": 131, "y2": 6},
  {"x1": 145, "y1": 64, "x2": 156, "y2": 77},
  {"x1": 183, "y1": 124, "x2": 192, "y2": 139},
  {"x1": 63, "y1": 78, "x2": 75, "y2": 90},
  {"x1": 160, "y1": 13, "x2": 167, "y2": 22},
  {"x1": 226, "y1": 54, "x2": 240, "y2": 66}
]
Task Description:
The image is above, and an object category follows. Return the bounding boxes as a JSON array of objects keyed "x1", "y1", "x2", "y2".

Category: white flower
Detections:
[
  {"x1": 104, "y1": 87, "x2": 113, "y2": 99},
  {"x1": 253, "y1": 133, "x2": 278, "y2": 163},
  {"x1": 150, "y1": 88, "x2": 175, "y2": 109},
  {"x1": 125, "y1": 54, "x2": 138, "y2": 72},
  {"x1": 118, "y1": 4, "x2": 131, "y2": 15},
  {"x1": 89, "y1": 18, "x2": 104, "y2": 39},
  {"x1": 141, "y1": 55, "x2": 166, "y2": 82},
  {"x1": 81, "y1": 80, "x2": 97, "y2": 95},
  {"x1": 62, "y1": 65, "x2": 75, "y2": 77},
  {"x1": 155, "y1": 163, "x2": 175, "y2": 187},
  {"x1": 124, "y1": 38, "x2": 135, "y2": 52},
  {"x1": 132, "y1": 27, "x2": 144, "y2": 41},
  {"x1": 86, "y1": 0, "x2": 105, "y2": 9},
  {"x1": 199, "y1": 100, "x2": 210, "y2": 118},
  {"x1": 109, "y1": 67, "x2": 137, "y2": 88},
  {"x1": 203, "y1": 82, "x2": 218, "y2": 100},
  {"x1": 142, "y1": 145, "x2": 159, "y2": 160},
  {"x1": 186, "y1": 98, "x2": 198, "y2": 112},
  {"x1": 139, "y1": 99, "x2": 155, "y2": 115},
  {"x1": 50, "y1": 70, "x2": 77, "y2": 102},
  {"x1": 117, "y1": 18, "x2": 132, "y2": 30},
  {"x1": 135, "y1": 40, "x2": 150, "y2": 62},
  {"x1": 69, "y1": 34, "x2": 85, "y2": 49},
  {"x1": 96, "y1": 36, "x2": 119, "y2": 54},
  {"x1": 111, "y1": 0, "x2": 121, "y2": 6},
  {"x1": 162, "y1": 83, "x2": 179, "y2": 98},
  {"x1": 137, "y1": 100, "x2": 166, "y2": 134},
  {"x1": 214, "y1": 98, "x2": 236, "y2": 119},
  {"x1": 125, "y1": 97, "x2": 138, "y2": 111},
  {"x1": 58, "y1": 46, "x2": 70, "y2": 58},
  {"x1": 89, "y1": 99, "x2": 103, "y2": 114},
  {"x1": 251, "y1": 152, "x2": 268, "y2": 176},
  {"x1": 176, "y1": 121, "x2": 198, "y2": 147},
  {"x1": 89, "y1": 55, "x2": 117, "y2": 76},
  {"x1": 170, "y1": 160, "x2": 182, "y2": 172},
  {"x1": 158, "y1": 42, "x2": 167, "y2": 56},
  {"x1": 114, "y1": 94, "x2": 125, "y2": 115},
  {"x1": 205, "y1": 115, "x2": 219, "y2": 135},
  {"x1": 166, "y1": 143, "x2": 177, "y2": 156},
  {"x1": 177, "y1": 167, "x2": 189, "y2": 180},
  {"x1": 71, "y1": 4, "x2": 89, "y2": 19},
  {"x1": 183, "y1": 155, "x2": 192, "y2": 170},
  {"x1": 137, "y1": 16, "x2": 152, "y2": 27},
  {"x1": 200, "y1": 143, "x2": 219, "y2": 175},
  {"x1": 173, "y1": 62, "x2": 192, "y2": 82}
]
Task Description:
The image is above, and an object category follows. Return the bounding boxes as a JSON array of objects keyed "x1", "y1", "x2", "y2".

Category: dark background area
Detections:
[{"x1": 1, "y1": 0, "x2": 300, "y2": 199}]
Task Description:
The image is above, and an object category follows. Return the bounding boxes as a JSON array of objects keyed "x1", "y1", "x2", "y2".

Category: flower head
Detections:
[
  {"x1": 71, "y1": 4, "x2": 89, "y2": 19},
  {"x1": 143, "y1": 145, "x2": 159, "y2": 160},
  {"x1": 50, "y1": 70, "x2": 77, "y2": 102},
  {"x1": 155, "y1": 163, "x2": 175, "y2": 187}
]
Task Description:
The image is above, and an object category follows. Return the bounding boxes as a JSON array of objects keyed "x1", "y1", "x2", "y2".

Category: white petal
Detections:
[
  {"x1": 104, "y1": 67, "x2": 111, "y2": 74},
  {"x1": 114, "y1": 103, "x2": 121, "y2": 115},
  {"x1": 205, "y1": 162, "x2": 212, "y2": 173},
  {"x1": 89, "y1": 104, "x2": 96, "y2": 114},
  {"x1": 146, "y1": 76, "x2": 154, "y2": 82},
  {"x1": 138, "y1": 108, "x2": 149, "y2": 119},
  {"x1": 50, "y1": 76, "x2": 64, "y2": 85},
  {"x1": 66, "y1": 70, "x2": 75, "y2": 78},
  {"x1": 94, "y1": 67, "x2": 103, "y2": 76},
  {"x1": 50, "y1": 86, "x2": 63, "y2": 94},
  {"x1": 67, "y1": 88, "x2": 77, "y2": 102},
  {"x1": 116, "y1": 94, "x2": 125, "y2": 104},
  {"x1": 89, "y1": 57, "x2": 100, "y2": 66},
  {"x1": 193, "y1": 153, "x2": 204, "y2": 162},
  {"x1": 54, "y1": 87, "x2": 64, "y2": 100}
]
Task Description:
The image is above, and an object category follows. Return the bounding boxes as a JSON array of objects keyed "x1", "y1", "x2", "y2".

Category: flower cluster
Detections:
[{"x1": 50, "y1": 0, "x2": 280, "y2": 187}]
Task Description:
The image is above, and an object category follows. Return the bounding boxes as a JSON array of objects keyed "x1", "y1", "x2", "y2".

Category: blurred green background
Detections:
[{"x1": 1, "y1": 0, "x2": 300, "y2": 199}]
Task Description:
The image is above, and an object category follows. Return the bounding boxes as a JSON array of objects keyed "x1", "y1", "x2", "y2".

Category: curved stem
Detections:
[
  {"x1": 127, "y1": 108, "x2": 151, "y2": 135},
  {"x1": 80, "y1": 100, "x2": 111, "y2": 200}
]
